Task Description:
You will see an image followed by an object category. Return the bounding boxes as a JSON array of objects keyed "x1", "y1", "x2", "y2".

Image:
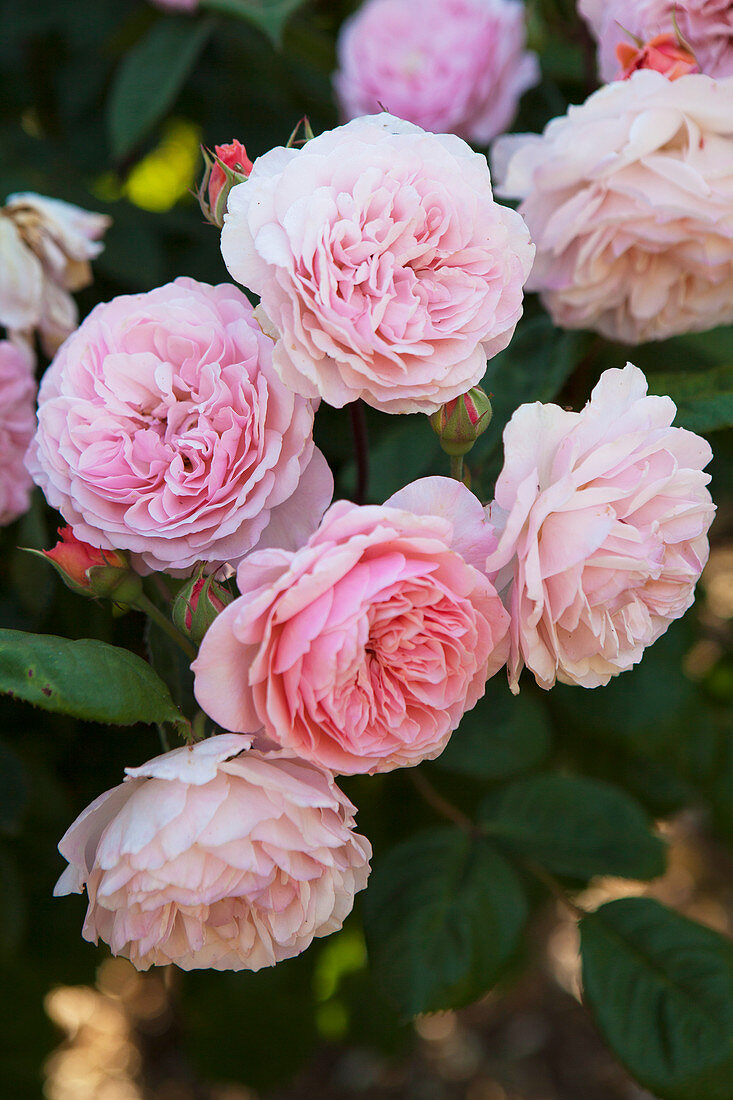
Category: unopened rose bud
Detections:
[
  {"x1": 198, "y1": 141, "x2": 253, "y2": 228},
  {"x1": 36, "y1": 526, "x2": 143, "y2": 604},
  {"x1": 615, "y1": 33, "x2": 699, "y2": 81},
  {"x1": 171, "y1": 567, "x2": 233, "y2": 647},
  {"x1": 429, "y1": 387, "x2": 493, "y2": 457}
]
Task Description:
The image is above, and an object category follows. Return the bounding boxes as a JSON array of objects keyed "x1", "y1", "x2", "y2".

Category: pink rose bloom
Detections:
[
  {"x1": 221, "y1": 113, "x2": 534, "y2": 414},
  {"x1": 27, "y1": 277, "x2": 333, "y2": 574},
  {"x1": 0, "y1": 192, "x2": 110, "y2": 357},
  {"x1": 579, "y1": 0, "x2": 733, "y2": 81},
  {"x1": 54, "y1": 735, "x2": 371, "y2": 971},
  {"x1": 0, "y1": 340, "x2": 36, "y2": 525},
  {"x1": 492, "y1": 71, "x2": 733, "y2": 343},
  {"x1": 485, "y1": 364, "x2": 715, "y2": 692},
  {"x1": 334, "y1": 0, "x2": 540, "y2": 144},
  {"x1": 193, "y1": 480, "x2": 510, "y2": 775}
]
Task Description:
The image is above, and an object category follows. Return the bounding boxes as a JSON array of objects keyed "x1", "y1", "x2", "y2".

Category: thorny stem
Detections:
[
  {"x1": 136, "y1": 594, "x2": 197, "y2": 661},
  {"x1": 410, "y1": 770, "x2": 588, "y2": 919},
  {"x1": 349, "y1": 400, "x2": 370, "y2": 505}
]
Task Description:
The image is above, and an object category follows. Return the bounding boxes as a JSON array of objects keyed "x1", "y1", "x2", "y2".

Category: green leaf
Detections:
[
  {"x1": 363, "y1": 826, "x2": 527, "y2": 1015},
  {"x1": 0, "y1": 630, "x2": 188, "y2": 733},
  {"x1": 647, "y1": 363, "x2": 733, "y2": 433},
  {"x1": 581, "y1": 898, "x2": 733, "y2": 1099},
  {"x1": 480, "y1": 774, "x2": 666, "y2": 881},
  {"x1": 107, "y1": 17, "x2": 213, "y2": 160},
  {"x1": 200, "y1": 0, "x2": 305, "y2": 44},
  {"x1": 436, "y1": 678, "x2": 551, "y2": 780}
]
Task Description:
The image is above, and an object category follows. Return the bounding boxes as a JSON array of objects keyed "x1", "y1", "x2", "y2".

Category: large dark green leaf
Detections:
[
  {"x1": 363, "y1": 826, "x2": 527, "y2": 1015},
  {"x1": 0, "y1": 630, "x2": 188, "y2": 734},
  {"x1": 648, "y1": 363, "x2": 733, "y2": 433},
  {"x1": 107, "y1": 17, "x2": 214, "y2": 160},
  {"x1": 581, "y1": 898, "x2": 733, "y2": 1099},
  {"x1": 436, "y1": 679, "x2": 551, "y2": 780},
  {"x1": 481, "y1": 774, "x2": 666, "y2": 881},
  {"x1": 200, "y1": 0, "x2": 306, "y2": 44}
]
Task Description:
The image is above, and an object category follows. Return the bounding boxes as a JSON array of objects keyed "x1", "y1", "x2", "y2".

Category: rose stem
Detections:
[
  {"x1": 349, "y1": 400, "x2": 370, "y2": 505},
  {"x1": 449, "y1": 454, "x2": 464, "y2": 482},
  {"x1": 136, "y1": 593, "x2": 197, "y2": 661}
]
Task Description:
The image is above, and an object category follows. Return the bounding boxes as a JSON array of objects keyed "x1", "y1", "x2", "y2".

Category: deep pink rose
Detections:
[
  {"x1": 27, "y1": 278, "x2": 333, "y2": 574},
  {"x1": 485, "y1": 364, "x2": 715, "y2": 691},
  {"x1": 492, "y1": 71, "x2": 733, "y2": 343},
  {"x1": 580, "y1": 0, "x2": 733, "y2": 81},
  {"x1": 221, "y1": 113, "x2": 534, "y2": 414},
  {"x1": 334, "y1": 0, "x2": 539, "y2": 144},
  {"x1": 0, "y1": 340, "x2": 35, "y2": 525},
  {"x1": 54, "y1": 735, "x2": 371, "y2": 972},
  {"x1": 193, "y1": 481, "x2": 510, "y2": 775}
]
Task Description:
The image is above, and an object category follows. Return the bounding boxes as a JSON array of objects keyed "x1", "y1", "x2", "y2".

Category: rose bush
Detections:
[
  {"x1": 334, "y1": 0, "x2": 539, "y2": 144},
  {"x1": 27, "y1": 277, "x2": 333, "y2": 574},
  {"x1": 0, "y1": 340, "x2": 36, "y2": 526},
  {"x1": 492, "y1": 71, "x2": 733, "y2": 343},
  {"x1": 485, "y1": 364, "x2": 715, "y2": 691},
  {"x1": 54, "y1": 735, "x2": 371, "y2": 972},
  {"x1": 221, "y1": 113, "x2": 534, "y2": 414},
  {"x1": 193, "y1": 483, "x2": 510, "y2": 774}
]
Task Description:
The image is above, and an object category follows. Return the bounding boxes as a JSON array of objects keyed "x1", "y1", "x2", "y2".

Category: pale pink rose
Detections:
[
  {"x1": 492, "y1": 71, "x2": 733, "y2": 343},
  {"x1": 221, "y1": 113, "x2": 534, "y2": 414},
  {"x1": 0, "y1": 193, "x2": 110, "y2": 356},
  {"x1": 0, "y1": 340, "x2": 36, "y2": 525},
  {"x1": 149, "y1": 0, "x2": 198, "y2": 11},
  {"x1": 54, "y1": 735, "x2": 371, "y2": 972},
  {"x1": 193, "y1": 484, "x2": 510, "y2": 775},
  {"x1": 334, "y1": 0, "x2": 540, "y2": 144},
  {"x1": 579, "y1": 0, "x2": 733, "y2": 81},
  {"x1": 485, "y1": 364, "x2": 715, "y2": 691},
  {"x1": 27, "y1": 278, "x2": 333, "y2": 574}
]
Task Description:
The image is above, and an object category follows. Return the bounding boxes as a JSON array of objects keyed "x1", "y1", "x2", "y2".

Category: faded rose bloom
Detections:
[
  {"x1": 193, "y1": 483, "x2": 510, "y2": 775},
  {"x1": 27, "y1": 278, "x2": 333, "y2": 575},
  {"x1": 334, "y1": 0, "x2": 539, "y2": 144},
  {"x1": 221, "y1": 113, "x2": 534, "y2": 414},
  {"x1": 615, "y1": 33, "x2": 700, "y2": 80},
  {"x1": 0, "y1": 340, "x2": 35, "y2": 525},
  {"x1": 0, "y1": 193, "x2": 110, "y2": 356},
  {"x1": 579, "y1": 0, "x2": 733, "y2": 81},
  {"x1": 485, "y1": 364, "x2": 715, "y2": 691},
  {"x1": 492, "y1": 71, "x2": 733, "y2": 343},
  {"x1": 54, "y1": 735, "x2": 371, "y2": 972}
]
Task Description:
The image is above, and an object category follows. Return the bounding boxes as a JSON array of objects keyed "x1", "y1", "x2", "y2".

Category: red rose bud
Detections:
[
  {"x1": 429, "y1": 387, "x2": 493, "y2": 457},
  {"x1": 171, "y1": 568, "x2": 233, "y2": 647},
  {"x1": 198, "y1": 141, "x2": 253, "y2": 228},
  {"x1": 615, "y1": 33, "x2": 699, "y2": 81},
  {"x1": 38, "y1": 526, "x2": 143, "y2": 603}
]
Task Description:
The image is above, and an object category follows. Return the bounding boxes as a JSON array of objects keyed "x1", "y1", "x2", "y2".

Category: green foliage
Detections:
[
  {"x1": 481, "y1": 774, "x2": 667, "y2": 881},
  {"x1": 648, "y1": 363, "x2": 733, "y2": 433},
  {"x1": 363, "y1": 826, "x2": 527, "y2": 1015},
  {"x1": 201, "y1": 0, "x2": 309, "y2": 43},
  {"x1": 0, "y1": 629, "x2": 188, "y2": 735},
  {"x1": 581, "y1": 899, "x2": 733, "y2": 1100}
]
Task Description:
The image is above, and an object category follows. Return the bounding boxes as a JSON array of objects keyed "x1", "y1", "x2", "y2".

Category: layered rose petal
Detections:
[
  {"x1": 54, "y1": 735, "x2": 371, "y2": 972},
  {"x1": 334, "y1": 0, "x2": 539, "y2": 144},
  {"x1": 193, "y1": 489, "x2": 510, "y2": 775},
  {"x1": 0, "y1": 340, "x2": 36, "y2": 525},
  {"x1": 579, "y1": 0, "x2": 733, "y2": 81},
  {"x1": 492, "y1": 71, "x2": 733, "y2": 343},
  {"x1": 486, "y1": 363, "x2": 715, "y2": 691},
  {"x1": 27, "y1": 277, "x2": 333, "y2": 574},
  {"x1": 221, "y1": 113, "x2": 534, "y2": 414}
]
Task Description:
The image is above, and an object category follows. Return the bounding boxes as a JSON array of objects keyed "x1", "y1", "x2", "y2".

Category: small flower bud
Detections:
[
  {"x1": 429, "y1": 387, "x2": 493, "y2": 457},
  {"x1": 37, "y1": 526, "x2": 143, "y2": 604},
  {"x1": 198, "y1": 141, "x2": 253, "y2": 228},
  {"x1": 171, "y1": 567, "x2": 233, "y2": 647},
  {"x1": 615, "y1": 33, "x2": 699, "y2": 81}
]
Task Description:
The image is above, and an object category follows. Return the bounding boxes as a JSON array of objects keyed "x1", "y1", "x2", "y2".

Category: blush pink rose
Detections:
[
  {"x1": 334, "y1": 0, "x2": 540, "y2": 144},
  {"x1": 27, "y1": 277, "x2": 333, "y2": 574},
  {"x1": 0, "y1": 340, "x2": 36, "y2": 525},
  {"x1": 485, "y1": 364, "x2": 715, "y2": 691},
  {"x1": 221, "y1": 113, "x2": 534, "y2": 414},
  {"x1": 193, "y1": 482, "x2": 510, "y2": 775},
  {"x1": 579, "y1": 0, "x2": 733, "y2": 81},
  {"x1": 54, "y1": 735, "x2": 371, "y2": 972},
  {"x1": 492, "y1": 71, "x2": 733, "y2": 343}
]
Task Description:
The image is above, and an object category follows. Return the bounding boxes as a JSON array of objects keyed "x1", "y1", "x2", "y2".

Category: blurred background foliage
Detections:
[{"x1": 1, "y1": 0, "x2": 732, "y2": 1096}]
